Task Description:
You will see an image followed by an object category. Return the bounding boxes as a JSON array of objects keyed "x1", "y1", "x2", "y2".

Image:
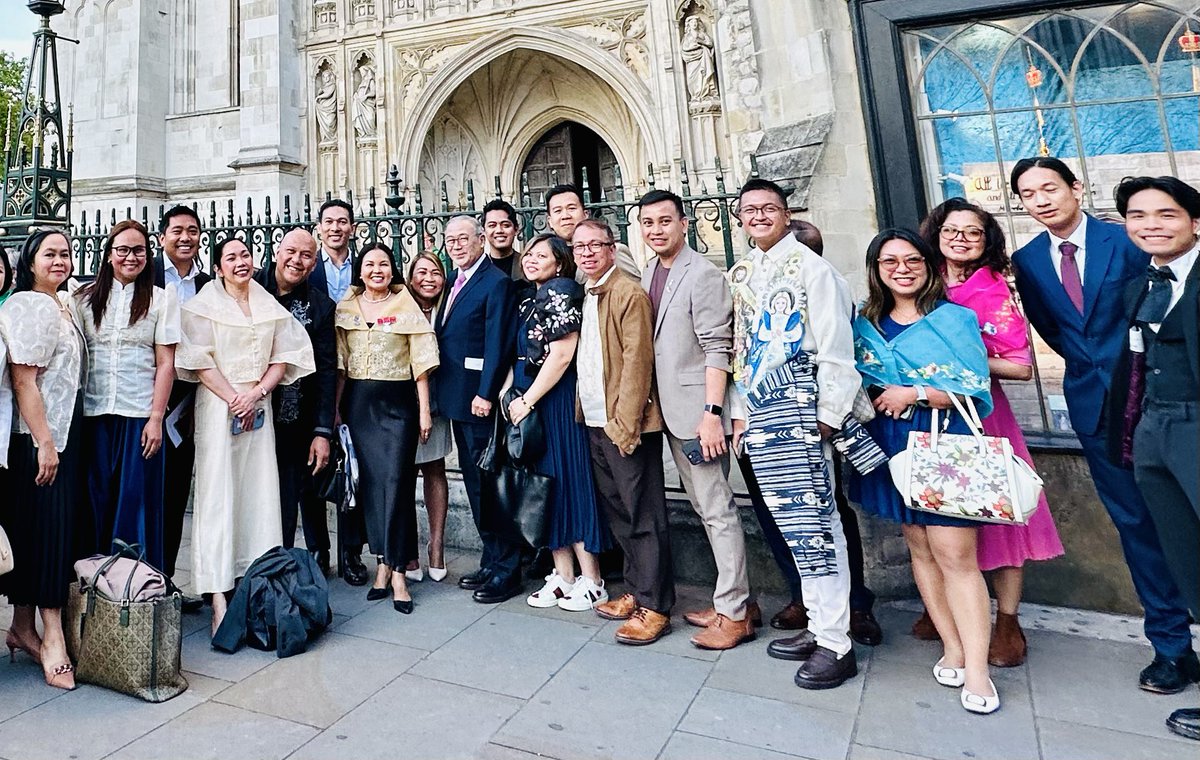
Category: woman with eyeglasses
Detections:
[
  {"x1": 916, "y1": 199, "x2": 1063, "y2": 668},
  {"x1": 848, "y1": 228, "x2": 1000, "y2": 714},
  {"x1": 0, "y1": 229, "x2": 86, "y2": 689},
  {"x1": 70, "y1": 221, "x2": 180, "y2": 571}
]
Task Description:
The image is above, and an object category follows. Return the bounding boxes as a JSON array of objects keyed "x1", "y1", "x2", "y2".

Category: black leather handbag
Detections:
[
  {"x1": 314, "y1": 436, "x2": 352, "y2": 513},
  {"x1": 500, "y1": 387, "x2": 546, "y2": 464},
  {"x1": 476, "y1": 412, "x2": 553, "y2": 548}
]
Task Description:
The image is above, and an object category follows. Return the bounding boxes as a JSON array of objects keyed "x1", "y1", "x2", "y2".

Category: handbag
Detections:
[
  {"x1": 315, "y1": 432, "x2": 353, "y2": 514},
  {"x1": 0, "y1": 524, "x2": 12, "y2": 576},
  {"x1": 888, "y1": 394, "x2": 1043, "y2": 525},
  {"x1": 64, "y1": 541, "x2": 188, "y2": 702},
  {"x1": 476, "y1": 412, "x2": 553, "y2": 548},
  {"x1": 501, "y1": 387, "x2": 546, "y2": 464}
]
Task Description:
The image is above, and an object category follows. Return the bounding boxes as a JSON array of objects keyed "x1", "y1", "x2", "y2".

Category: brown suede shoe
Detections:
[
  {"x1": 684, "y1": 602, "x2": 763, "y2": 629},
  {"x1": 615, "y1": 608, "x2": 672, "y2": 645},
  {"x1": 690, "y1": 614, "x2": 757, "y2": 650},
  {"x1": 911, "y1": 609, "x2": 941, "y2": 641},
  {"x1": 595, "y1": 593, "x2": 638, "y2": 621},
  {"x1": 988, "y1": 611, "x2": 1027, "y2": 667},
  {"x1": 770, "y1": 601, "x2": 809, "y2": 631}
]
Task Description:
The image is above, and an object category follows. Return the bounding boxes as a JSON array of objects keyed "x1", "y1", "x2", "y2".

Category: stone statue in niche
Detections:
[
  {"x1": 314, "y1": 65, "x2": 338, "y2": 143},
  {"x1": 681, "y1": 15, "x2": 719, "y2": 105},
  {"x1": 352, "y1": 61, "x2": 377, "y2": 139}
]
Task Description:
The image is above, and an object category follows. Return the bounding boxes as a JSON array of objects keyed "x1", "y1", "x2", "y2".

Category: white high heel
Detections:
[
  {"x1": 404, "y1": 566, "x2": 425, "y2": 583},
  {"x1": 428, "y1": 565, "x2": 447, "y2": 582},
  {"x1": 933, "y1": 657, "x2": 966, "y2": 688},
  {"x1": 961, "y1": 678, "x2": 1000, "y2": 714}
]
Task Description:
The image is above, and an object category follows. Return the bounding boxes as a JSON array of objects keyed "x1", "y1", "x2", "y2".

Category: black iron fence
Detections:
[{"x1": 68, "y1": 159, "x2": 750, "y2": 277}]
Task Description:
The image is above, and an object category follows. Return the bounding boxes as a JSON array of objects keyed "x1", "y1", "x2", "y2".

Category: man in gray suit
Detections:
[{"x1": 638, "y1": 189, "x2": 755, "y2": 651}]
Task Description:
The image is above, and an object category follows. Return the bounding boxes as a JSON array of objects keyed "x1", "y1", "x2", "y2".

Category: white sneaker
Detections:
[
  {"x1": 526, "y1": 571, "x2": 574, "y2": 608},
  {"x1": 557, "y1": 576, "x2": 609, "y2": 612}
]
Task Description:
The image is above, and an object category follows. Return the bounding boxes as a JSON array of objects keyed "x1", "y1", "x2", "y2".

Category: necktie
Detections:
[
  {"x1": 1059, "y1": 241, "x2": 1084, "y2": 313},
  {"x1": 447, "y1": 271, "x2": 466, "y2": 310},
  {"x1": 1135, "y1": 265, "x2": 1177, "y2": 325}
]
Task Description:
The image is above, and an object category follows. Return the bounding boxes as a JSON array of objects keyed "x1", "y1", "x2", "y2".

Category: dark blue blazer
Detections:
[
  {"x1": 1012, "y1": 215, "x2": 1149, "y2": 436},
  {"x1": 309, "y1": 248, "x2": 356, "y2": 304},
  {"x1": 434, "y1": 256, "x2": 514, "y2": 423}
]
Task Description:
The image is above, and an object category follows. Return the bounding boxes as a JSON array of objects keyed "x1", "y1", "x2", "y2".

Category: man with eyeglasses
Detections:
[
  {"x1": 546, "y1": 184, "x2": 641, "y2": 279},
  {"x1": 435, "y1": 215, "x2": 520, "y2": 604},
  {"x1": 727, "y1": 178, "x2": 860, "y2": 690},
  {"x1": 574, "y1": 218, "x2": 673, "y2": 645},
  {"x1": 155, "y1": 206, "x2": 211, "y2": 610}
]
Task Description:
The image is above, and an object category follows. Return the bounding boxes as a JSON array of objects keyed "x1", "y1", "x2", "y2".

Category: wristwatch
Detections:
[
  {"x1": 703, "y1": 403, "x2": 723, "y2": 416},
  {"x1": 914, "y1": 386, "x2": 928, "y2": 404}
]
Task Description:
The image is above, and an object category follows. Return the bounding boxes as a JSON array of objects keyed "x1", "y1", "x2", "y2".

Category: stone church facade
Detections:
[{"x1": 56, "y1": 0, "x2": 877, "y2": 275}]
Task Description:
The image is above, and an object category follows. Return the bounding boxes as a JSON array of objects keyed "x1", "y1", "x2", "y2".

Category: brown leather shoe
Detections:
[
  {"x1": 988, "y1": 611, "x2": 1027, "y2": 667},
  {"x1": 595, "y1": 593, "x2": 637, "y2": 621},
  {"x1": 683, "y1": 601, "x2": 763, "y2": 629},
  {"x1": 850, "y1": 610, "x2": 883, "y2": 646},
  {"x1": 911, "y1": 609, "x2": 941, "y2": 641},
  {"x1": 690, "y1": 614, "x2": 756, "y2": 650},
  {"x1": 770, "y1": 601, "x2": 809, "y2": 631},
  {"x1": 615, "y1": 607, "x2": 672, "y2": 645}
]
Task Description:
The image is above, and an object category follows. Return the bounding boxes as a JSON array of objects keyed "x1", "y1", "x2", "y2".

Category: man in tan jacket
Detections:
[{"x1": 573, "y1": 218, "x2": 674, "y2": 645}]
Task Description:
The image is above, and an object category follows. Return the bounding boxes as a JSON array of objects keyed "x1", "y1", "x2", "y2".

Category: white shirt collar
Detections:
[
  {"x1": 321, "y1": 248, "x2": 353, "y2": 269},
  {"x1": 458, "y1": 253, "x2": 486, "y2": 281},
  {"x1": 1049, "y1": 214, "x2": 1088, "y2": 253},
  {"x1": 165, "y1": 259, "x2": 200, "y2": 282},
  {"x1": 1159, "y1": 245, "x2": 1199, "y2": 280},
  {"x1": 586, "y1": 265, "x2": 618, "y2": 290}
]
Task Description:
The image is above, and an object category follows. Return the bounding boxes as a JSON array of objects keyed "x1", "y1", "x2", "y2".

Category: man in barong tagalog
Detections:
[{"x1": 728, "y1": 178, "x2": 861, "y2": 690}]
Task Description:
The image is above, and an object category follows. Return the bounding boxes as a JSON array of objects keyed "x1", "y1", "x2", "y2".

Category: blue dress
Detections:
[
  {"x1": 848, "y1": 315, "x2": 976, "y2": 528},
  {"x1": 514, "y1": 279, "x2": 611, "y2": 553}
]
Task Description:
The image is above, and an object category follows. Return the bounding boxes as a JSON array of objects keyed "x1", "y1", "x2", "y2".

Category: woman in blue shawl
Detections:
[{"x1": 848, "y1": 229, "x2": 999, "y2": 715}]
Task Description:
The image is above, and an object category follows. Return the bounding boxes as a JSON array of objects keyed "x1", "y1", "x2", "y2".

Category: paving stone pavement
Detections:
[{"x1": 2, "y1": 544, "x2": 1197, "y2": 760}]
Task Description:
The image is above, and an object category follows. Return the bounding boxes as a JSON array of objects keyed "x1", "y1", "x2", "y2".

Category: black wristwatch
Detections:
[{"x1": 703, "y1": 403, "x2": 723, "y2": 416}]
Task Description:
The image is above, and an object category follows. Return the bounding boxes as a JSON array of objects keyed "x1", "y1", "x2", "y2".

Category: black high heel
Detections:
[{"x1": 393, "y1": 598, "x2": 413, "y2": 614}]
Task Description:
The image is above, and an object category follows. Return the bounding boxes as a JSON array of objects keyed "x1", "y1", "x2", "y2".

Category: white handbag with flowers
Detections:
[{"x1": 888, "y1": 393, "x2": 1043, "y2": 525}]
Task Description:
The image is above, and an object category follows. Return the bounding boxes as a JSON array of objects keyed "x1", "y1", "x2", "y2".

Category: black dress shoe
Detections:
[
  {"x1": 850, "y1": 609, "x2": 883, "y2": 647},
  {"x1": 393, "y1": 598, "x2": 414, "y2": 614},
  {"x1": 473, "y1": 576, "x2": 522, "y2": 604},
  {"x1": 366, "y1": 586, "x2": 389, "y2": 601},
  {"x1": 794, "y1": 646, "x2": 858, "y2": 690},
  {"x1": 1167, "y1": 708, "x2": 1200, "y2": 741},
  {"x1": 768, "y1": 630, "x2": 818, "y2": 661},
  {"x1": 1139, "y1": 651, "x2": 1200, "y2": 694},
  {"x1": 340, "y1": 551, "x2": 369, "y2": 587},
  {"x1": 311, "y1": 549, "x2": 331, "y2": 577},
  {"x1": 458, "y1": 567, "x2": 493, "y2": 591}
]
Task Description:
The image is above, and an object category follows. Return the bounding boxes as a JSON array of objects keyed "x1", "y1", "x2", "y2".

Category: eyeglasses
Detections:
[
  {"x1": 939, "y1": 225, "x2": 985, "y2": 243},
  {"x1": 444, "y1": 235, "x2": 478, "y2": 249},
  {"x1": 878, "y1": 256, "x2": 927, "y2": 271},
  {"x1": 112, "y1": 245, "x2": 148, "y2": 260},
  {"x1": 572, "y1": 241, "x2": 613, "y2": 255},
  {"x1": 737, "y1": 204, "x2": 785, "y2": 219}
]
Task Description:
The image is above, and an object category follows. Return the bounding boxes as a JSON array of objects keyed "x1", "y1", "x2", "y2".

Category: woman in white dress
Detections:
[{"x1": 176, "y1": 237, "x2": 314, "y2": 635}]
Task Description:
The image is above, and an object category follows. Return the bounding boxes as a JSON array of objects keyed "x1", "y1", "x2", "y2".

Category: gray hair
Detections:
[{"x1": 446, "y1": 215, "x2": 484, "y2": 237}]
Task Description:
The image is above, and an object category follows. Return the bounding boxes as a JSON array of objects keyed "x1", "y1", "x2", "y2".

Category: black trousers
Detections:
[
  {"x1": 738, "y1": 452, "x2": 874, "y2": 612},
  {"x1": 162, "y1": 383, "x2": 196, "y2": 578},
  {"x1": 1133, "y1": 401, "x2": 1200, "y2": 616},
  {"x1": 453, "y1": 417, "x2": 522, "y2": 583},
  {"x1": 588, "y1": 429, "x2": 675, "y2": 614},
  {"x1": 275, "y1": 423, "x2": 331, "y2": 553}
]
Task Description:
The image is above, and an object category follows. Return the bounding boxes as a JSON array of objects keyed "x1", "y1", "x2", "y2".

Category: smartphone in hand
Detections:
[{"x1": 231, "y1": 407, "x2": 266, "y2": 436}]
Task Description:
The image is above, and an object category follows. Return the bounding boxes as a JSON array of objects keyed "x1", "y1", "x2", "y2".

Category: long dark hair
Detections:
[
  {"x1": 0, "y1": 246, "x2": 13, "y2": 297},
  {"x1": 77, "y1": 220, "x2": 155, "y2": 329},
  {"x1": 918, "y1": 197, "x2": 1009, "y2": 280},
  {"x1": 14, "y1": 229, "x2": 72, "y2": 293},
  {"x1": 352, "y1": 242, "x2": 402, "y2": 292},
  {"x1": 522, "y1": 233, "x2": 577, "y2": 281},
  {"x1": 861, "y1": 228, "x2": 946, "y2": 327}
]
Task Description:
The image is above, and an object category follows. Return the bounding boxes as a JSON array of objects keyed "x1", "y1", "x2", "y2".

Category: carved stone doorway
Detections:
[{"x1": 521, "y1": 121, "x2": 620, "y2": 204}]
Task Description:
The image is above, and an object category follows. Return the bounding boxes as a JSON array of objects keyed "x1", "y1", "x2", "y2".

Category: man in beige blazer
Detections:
[{"x1": 638, "y1": 189, "x2": 755, "y2": 651}]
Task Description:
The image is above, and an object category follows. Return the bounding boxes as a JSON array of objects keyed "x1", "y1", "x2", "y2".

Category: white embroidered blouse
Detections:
[
  {"x1": 0, "y1": 291, "x2": 85, "y2": 452},
  {"x1": 71, "y1": 283, "x2": 181, "y2": 418}
]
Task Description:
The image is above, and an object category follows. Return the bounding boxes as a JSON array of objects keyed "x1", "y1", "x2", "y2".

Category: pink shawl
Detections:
[{"x1": 945, "y1": 267, "x2": 1032, "y2": 365}]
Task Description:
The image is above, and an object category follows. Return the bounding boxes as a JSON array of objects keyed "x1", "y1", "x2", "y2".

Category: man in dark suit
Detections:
[
  {"x1": 1108, "y1": 177, "x2": 1200, "y2": 737},
  {"x1": 1010, "y1": 158, "x2": 1196, "y2": 694},
  {"x1": 254, "y1": 228, "x2": 337, "y2": 575},
  {"x1": 435, "y1": 215, "x2": 518, "y2": 603},
  {"x1": 155, "y1": 206, "x2": 211, "y2": 604}
]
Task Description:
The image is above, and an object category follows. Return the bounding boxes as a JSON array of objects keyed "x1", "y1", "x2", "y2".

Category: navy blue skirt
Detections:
[{"x1": 84, "y1": 415, "x2": 167, "y2": 570}]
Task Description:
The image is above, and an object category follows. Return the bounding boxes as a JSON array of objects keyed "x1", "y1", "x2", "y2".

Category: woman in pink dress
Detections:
[{"x1": 917, "y1": 198, "x2": 1065, "y2": 667}]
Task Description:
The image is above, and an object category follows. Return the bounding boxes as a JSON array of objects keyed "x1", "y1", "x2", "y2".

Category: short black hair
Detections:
[
  {"x1": 1115, "y1": 175, "x2": 1200, "y2": 218},
  {"x1": 523, "y1": 233, "x2": 577, "y2": 281},
  {"x1": 482, "y1": 199, "x2": 518, "y2": 227},
  {"x1": 637, "y1": 189, "x2": 686, "y2": 218},
  {"x1": 159, "y1": 204, "x2": 201, "y2": 234},
  {"x1": 353, "y1": 241, "x2": 402, "y2": 289},
  {"x1": 1009, "y1": 157, "x2": 1079, "y2": 195},
  {"x1": 545, "y1": 184, "x2": 583, "y2": 211},
  {"x1": 318, "y1": 198, "x2": 355, "y2": 224},
  {"x1": 736, "y1": 178, "x2": 789, "y2": 208}
]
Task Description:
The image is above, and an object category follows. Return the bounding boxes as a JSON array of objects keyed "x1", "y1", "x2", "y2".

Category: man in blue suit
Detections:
[
  {"x1": 1011, "y1": 157, "x2": 1197, "y2": 694},
  {"x1": 436, "y1": 215, "x2": 519, "y2": 603}
]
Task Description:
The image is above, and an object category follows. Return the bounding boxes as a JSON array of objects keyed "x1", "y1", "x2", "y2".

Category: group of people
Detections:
[{"x1": 0, "y1": 164, "x2": 1194, "y2": 729}]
